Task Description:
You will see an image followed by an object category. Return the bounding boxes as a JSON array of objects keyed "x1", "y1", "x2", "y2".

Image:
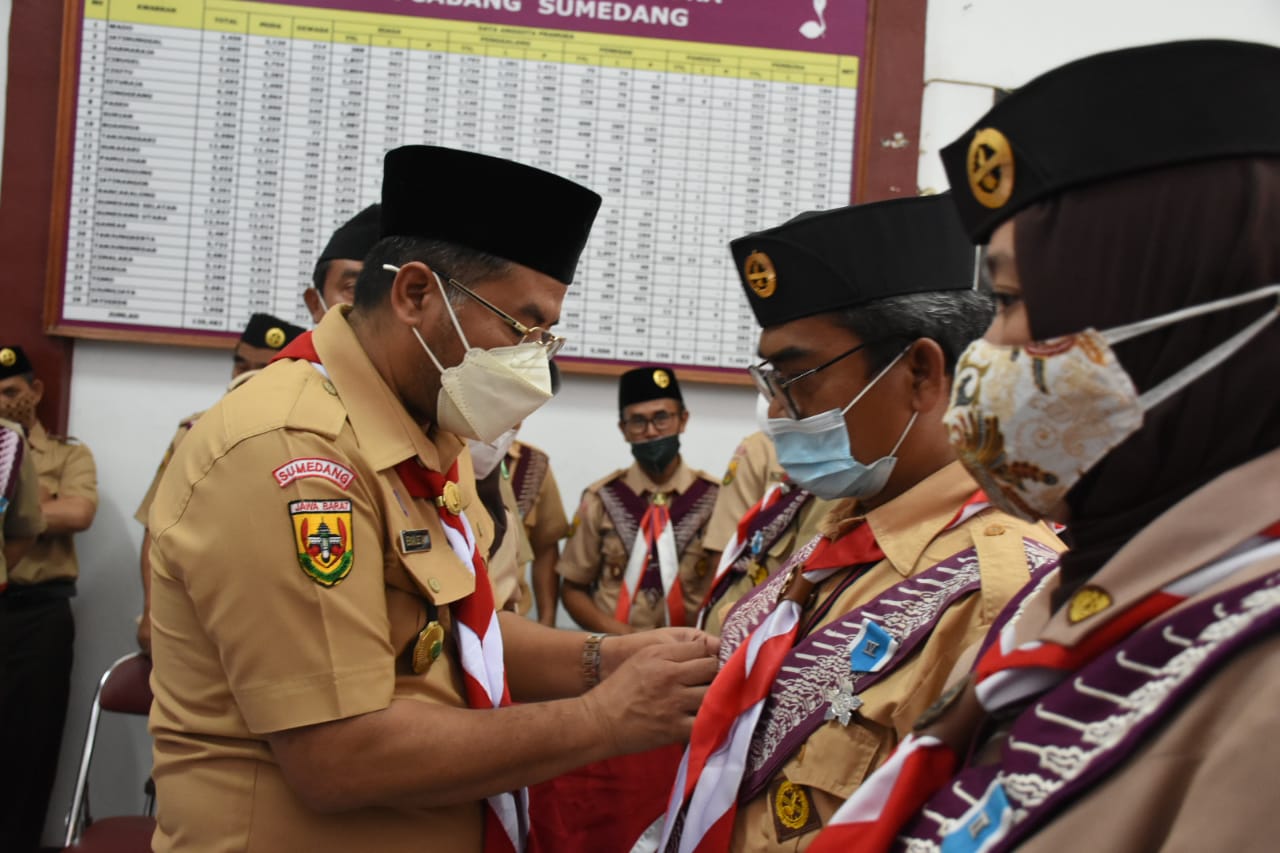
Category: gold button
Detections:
[
  {"x1": 322, "y1": 380, "x2": 337, "y2": 395},
  {"x1": 984, "y1": 524, "x2": 1005, "y2": 537},
  {"x1": 428, "y1": 577, "x2": 442, "y2": 593}
]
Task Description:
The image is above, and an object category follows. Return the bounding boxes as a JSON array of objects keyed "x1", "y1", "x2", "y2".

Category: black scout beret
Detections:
[
  {"x1": 318, "y1": 204, "x2": 382, "y2": 264},
  {"x1": 380, "y1": 146, "x2": 602, "y2": 285},
  {"x1": 619, "y1": 366, "x2": 683, "y2": 413},
  {"x1": 240, "y1": 314, "x2": 306, "y2": 350},
  {"x1": 729, "y1": 195, "x2": 975, "y2": 328},
  {"x1": 0, "y1": 346, "x2": 34, "y2": 381},
  {"x1": 941, "y1": 40, "x2": 1280, "y2": 243}
]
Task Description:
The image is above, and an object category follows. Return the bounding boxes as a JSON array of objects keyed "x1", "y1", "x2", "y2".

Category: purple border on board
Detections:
[{"x1": 268, "y1": 0, "x2": 869, "y2": 57}]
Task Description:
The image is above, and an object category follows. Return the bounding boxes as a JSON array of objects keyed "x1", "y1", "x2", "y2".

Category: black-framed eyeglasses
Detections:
[
  {"x1": 749, "y1": 342, "x2": 871, "y2": 419},
  {"x1": 621, "y1": 408, "x2": 682, "y2": 437},
  {"x1": 384, "y1": 264, "x2": 566, "y2": 357}
]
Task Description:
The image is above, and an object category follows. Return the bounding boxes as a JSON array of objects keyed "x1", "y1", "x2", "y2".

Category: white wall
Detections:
[{"x1": 44, "y1": 1, "x2": 1280, "y2": 842}]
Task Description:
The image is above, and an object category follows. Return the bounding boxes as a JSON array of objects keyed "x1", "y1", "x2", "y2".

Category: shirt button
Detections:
[
  {"x1": 984, "y1": 524, "x2": 1006, "y2": 537},
  {"x1": 428, "y1": 577, "x2": 442, "y2": 593}
]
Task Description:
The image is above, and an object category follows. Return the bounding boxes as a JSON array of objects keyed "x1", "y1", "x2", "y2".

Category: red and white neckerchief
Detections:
[
  {"x1": 660, "y1": 522, "x2": 885, "y2": 853},
  {"x1": 615, "y1": 494, "x2": 685, "y2": 628},
  {"x1": 705, "y1": 482, "x2": 786, "y2": 592},
  {"x1": 810, "y1": 518, "x2": 1280, "y2": 853},
  {"x1": 276, "y1": 332, "x2": 524, "y2": 852}
]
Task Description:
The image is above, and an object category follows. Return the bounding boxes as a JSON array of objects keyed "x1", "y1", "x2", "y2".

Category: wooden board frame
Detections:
[{"x1": 39, "y1": 0, "x2": 927, "y2": 389}]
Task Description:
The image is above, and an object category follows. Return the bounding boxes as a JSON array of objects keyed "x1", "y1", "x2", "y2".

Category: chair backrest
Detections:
[
  {"x1": 62, "y1": 653, "x2": 155, "y2": 848},
  {"x1": 99, "y1": 655, "x2": 152, "y2": 716}
]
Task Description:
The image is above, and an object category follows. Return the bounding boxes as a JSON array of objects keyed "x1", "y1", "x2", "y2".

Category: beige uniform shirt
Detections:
[
  {"x1": 508, "y1": 440, "x2": 569, "y2": 551},
  {"x1": 558, "y1": 460, "x2": 718, "y2": 629},
  {"x1": 964, "y1": 447, "x2": 1280, "y2": 852},
  {"x1": 487, "y1": 467, "x2": 535, "y2": 614},
  {"x1": 148, "y1": 308, "x2": 494, "y2": 853},
  {"x1": 0, "y1": 420, "x2": 46, "y2": 585},
  {"x1": 134, "y1": 413, "x2": 202, "y2": 525},
  {"x1": 729, "y1": 462, "x2": 1064, "y2": 851},
  {"x1": 12, "y1": 421, "x2": 97, "y2": 585}
]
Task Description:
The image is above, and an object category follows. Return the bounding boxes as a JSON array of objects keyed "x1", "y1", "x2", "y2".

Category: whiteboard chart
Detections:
[{"x1": 58, "y1": 0, "x2": 867, "y2": 371}]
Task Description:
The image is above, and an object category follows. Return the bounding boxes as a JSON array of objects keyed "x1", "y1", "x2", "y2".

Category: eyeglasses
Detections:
[
  {"x1": 445, "y1": 277, "x2": 567, "y2": 358},
  {"x1": 621, "y1": 409, "x2": 682, "y2": 437},
  {"x1": 749, "y1": 342, "x2": 872, "y2": 419}
]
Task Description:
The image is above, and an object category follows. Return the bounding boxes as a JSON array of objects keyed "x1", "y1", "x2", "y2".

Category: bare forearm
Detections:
[
  {"x1": 531, "y1": 544, "x2": 560, "y2": 626},
  {"x1": 499, "y1": 611, "x2": 590, "y2": 701},
  {"x1": 272, "y1": 695, "x2": 616, "y2": 813},
  {"x1": 40, "y1": 496, "x2": 96, "y2": 534},
  {"x1": 561, "y1": 582, "x2": 633, "y2": 635}
]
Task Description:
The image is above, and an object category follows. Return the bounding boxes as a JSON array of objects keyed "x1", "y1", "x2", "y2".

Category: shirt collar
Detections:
[
  {"x1": 1039, "y1": 445, "x2": 1280, "y2": 645},
  {"x1": 312, "y1": 306, "x2": 462, "y2": 474},
  {"x1": 623, "y1": 457, "x2": 696, "y2": 496},
  {"x1": 26, "y1": 421, "x2": 49, "y2": 451},
  {"x1": 821, "y1": 461, "x2": 980, "y2": 577}
]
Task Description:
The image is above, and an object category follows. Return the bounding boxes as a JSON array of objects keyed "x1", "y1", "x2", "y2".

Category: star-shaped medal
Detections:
[{"x1": 822, "y1": 676, "x2": 862, "y2": 726}]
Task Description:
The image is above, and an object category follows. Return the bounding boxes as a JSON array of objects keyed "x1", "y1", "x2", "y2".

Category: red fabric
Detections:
[
  {"x1": 805, "y1": 738, "x2": 958, "y2": 853},
  {"x1": 271, "y1": 330, "x2": 319, "y2": 364},
  {"x1": 804, "y1": 521, "x2": 885, "y2": 571},
  {"x1": 528, "y1": 744, "x2": 684, "y2": 853},
  {"x1": 615, "y1": 502, "x2": 685, "y2": 627}
]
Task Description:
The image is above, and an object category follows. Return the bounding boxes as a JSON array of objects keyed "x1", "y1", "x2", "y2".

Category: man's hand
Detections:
[
  {"x1": 599, "y1": 627, "x2": 719, "y2": 681},
  {"x1": 582, "y1": 640, "x2": 718, "y2": 755},
  {"x1": 136, "y1": 613, "x2": 152, "y2": 657}
]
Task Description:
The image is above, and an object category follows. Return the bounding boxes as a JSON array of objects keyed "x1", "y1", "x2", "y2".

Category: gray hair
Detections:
[
  {"x1": 832, "y1": 290, "x2": 996, "y2": 375},
  {"x1": 353, "y1": 236, "x2": 513, "y2": 309}
]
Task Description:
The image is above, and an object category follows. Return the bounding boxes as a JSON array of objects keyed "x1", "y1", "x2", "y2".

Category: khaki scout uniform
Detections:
[
  {"x1": 11, "y1": 421, "x2": 97, "y2": 586},
  {"x1": 136, "y1": 371, "x2": 260, "y2": 526},
  {"x1": 701, "y1": 431, "x2": 831, "y2": 635},
  {"x1": 148, "y1": 308, "x2": 496, "y2": 852},
  {"x1": 508, "y1": 440, "x2": 570, "y2": 556},
  {"x1": 487, "y1": 468, "x2": 535, "y2": 614},
  {"x1": 0, "y1": 420, "x2": 45, "y2": 586},
  {"x1": 558, "y1": 460, "x2": 718, "y2": 629},
  {"x1": 908, "y1": 447, "x2": 1280, "y2": 852},
  {"x1": 135, "y1": 413, "x2": 201, "y2": 526},
  {"x1": 727, "y1": 462, "x2": 1063, "y2": 851}
]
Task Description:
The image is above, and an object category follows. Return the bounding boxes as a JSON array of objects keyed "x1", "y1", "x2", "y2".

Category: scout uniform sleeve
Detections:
[
  {"x1": 151, "y1": 430, "x2": 393, "y2": 734},
  {"x1": 56, "y1": 442, "x2": 98, "y2": 508},
  {"x1": 135, "y1": 425, "x2": 189, "y2": 525},
  {"x1": 555, "y1": 489, "x2": 605, "y2": 586},
  {"x1": 525, "y1": 465, "x2": 569, "y2": 550},
  {"x1": 5, "y1": 451, "x2": 46, "y2": 540}
]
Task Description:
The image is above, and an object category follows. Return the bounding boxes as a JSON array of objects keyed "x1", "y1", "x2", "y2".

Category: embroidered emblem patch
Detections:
[
  {"x1": 273, "y1": 457, "x2": 356, "y2": 490},
  {"x1": 1068, "y1": 584, "x2": 1113, "y2": 624},
  {"x1": 290, "y1": 499, "x2": 354, "y2": 586},
  {"x1": 770, "y1": 779, "x2": 821, "y2": 842},
  {"x1": 722, "y1": 458, "x2": 739, "y2": 486}
]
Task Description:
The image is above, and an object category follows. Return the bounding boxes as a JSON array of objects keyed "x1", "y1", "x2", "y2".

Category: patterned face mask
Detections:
[{"x1": 943, "y1": 284, "x2": 1280, "y2": 521}]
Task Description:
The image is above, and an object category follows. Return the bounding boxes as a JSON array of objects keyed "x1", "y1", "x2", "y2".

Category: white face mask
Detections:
[
  {"x1": 386, "y1": 264, "x2": 555, "y2": 442},
  {"x1": 467, "y1": 427, "x2": 519, "y2": 479},
  {"x1": 944, "y1": 284, "x2": 1280, "y2": 521}
]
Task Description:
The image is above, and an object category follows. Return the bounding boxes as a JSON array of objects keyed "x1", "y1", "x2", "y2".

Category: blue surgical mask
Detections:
[{"x1": 764, "y1": 351, "x2": 916, "y2": 500}]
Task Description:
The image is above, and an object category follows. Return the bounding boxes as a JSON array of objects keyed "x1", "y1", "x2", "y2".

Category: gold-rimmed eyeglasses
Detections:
[{"x1": 446, "y1": 277, "x2": 566, "y2": 358}]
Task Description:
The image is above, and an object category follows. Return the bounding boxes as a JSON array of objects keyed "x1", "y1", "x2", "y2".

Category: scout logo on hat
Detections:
[
  {"x1": 290, "y1": 499, "x2": 354, "y2": 586},
  {"x1": 744, "y1": 250, "x2": 777, "y2": 298},
  {"x1": 653, "y1": 369, "x2": 671, "y2": 389},
  {"x1": 264, "y1": 326, "x2": 287, "y2": 349},
  {"x1": 968, "y1": 128, "x2": 1015, "y2": 209},
  {"x1": 0, "y1": 348, "x2": 15, "y2": 368}
]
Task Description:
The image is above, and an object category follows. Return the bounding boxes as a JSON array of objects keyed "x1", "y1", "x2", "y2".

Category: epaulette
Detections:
[{"x1": 584, "y1": 468, "x2": 629, "y2": 494}]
